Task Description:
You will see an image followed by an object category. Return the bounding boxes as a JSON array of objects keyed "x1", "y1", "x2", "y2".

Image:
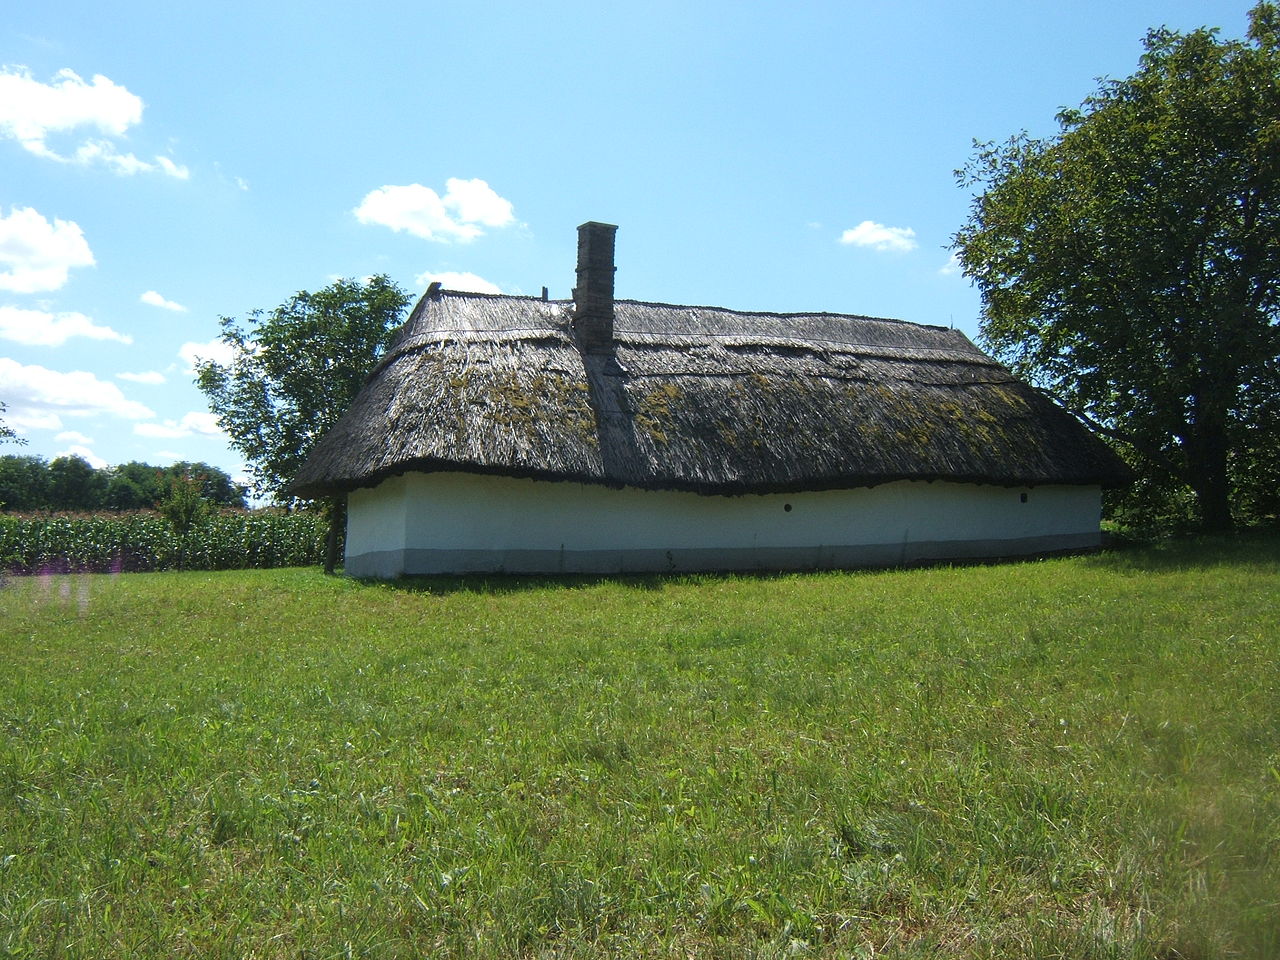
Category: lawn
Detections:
[{"x1": 1, "y1": 536, "x2": 1277, "y2": 958}]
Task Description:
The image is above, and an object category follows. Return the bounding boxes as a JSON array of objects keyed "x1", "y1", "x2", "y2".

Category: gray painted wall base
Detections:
[{"x1": 345, "y1": 532, "x2": 1100, "y2": 578}]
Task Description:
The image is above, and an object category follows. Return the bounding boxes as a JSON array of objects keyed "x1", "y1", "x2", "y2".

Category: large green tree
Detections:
[
  {"x1": 195, "y1": 276, "x2": 411, "y2": 501},
  {"x1": 954, "y1": 4, "x2": 1280, "y2": 530},
  {"x1": 0, "y1": 455, "x2": 49, "y2": 510},
  {"x1": 47, "y1": 455, "x2": 108, "y2": 512}
]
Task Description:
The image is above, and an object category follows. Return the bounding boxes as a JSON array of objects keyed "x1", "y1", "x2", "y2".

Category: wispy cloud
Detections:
[
  {"x1": 154, "y1": 155, "x2": 189, "y2": 180},
  {"x1": 415, "y1": 271, "x2": 502, "y2": 294},
  {"x1": 0, "y1": 66, "x2": 187, "y2": 178},
  {"x1": 355, "y1": 178, "x2": 515, "y2": 242},
  {"x1": 72, "y1": 139, "x2": 189, "y2": 179},
  {"x1": 140, "y1": 289, "x2": 187, "y2": 312},
  {"x1": 0, "y1": 205, "x2": 94, "y2": 293},
  {"x1": 134, "y1": 411, "x2": 223, "y2": 439},
  {"x1": 839, "y1": 220, "x2": 918, "y2": 253},
  {"x1": 0, "y1": 304, "x2": 130, "y2": 346},
  {"x1": 939, "y1": 252, "x2": 962, "y2": 276},
  {"x1": 117, "y1": 370, "x2": 166, "y2": 385}
]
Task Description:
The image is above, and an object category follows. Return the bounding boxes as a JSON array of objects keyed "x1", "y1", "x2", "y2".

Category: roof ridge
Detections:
[
  {"x1": 616, "y1": 298, "x2": 940, "y2": 329},
  {"x1": 432, "y1": 288, "x2": 954, "y2": 332},
  {"x1": 435, "y1": 289, "x2": 546, "y2": 302}
]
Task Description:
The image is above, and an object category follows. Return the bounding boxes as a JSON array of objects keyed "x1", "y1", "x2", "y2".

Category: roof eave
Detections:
[{"x1": 289, "y1": 461, "x2": 1131, "y2": 501}]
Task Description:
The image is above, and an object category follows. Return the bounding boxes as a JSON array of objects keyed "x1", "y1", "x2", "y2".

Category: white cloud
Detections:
[
  {"x1": 0, "y1": 357, "x2": 154, "y2": 433},
  {"x1": 154, "y1": 156, "x2": 189, "y2": 180},
  {"x1": 3, "y1": 409, "x2": 58, "y2": 432},
  {"x1": 839, "y1": 220, "x2": 918, "y2": 253},
  {"x1": 74, "y1": 139, "x2": 147, "y2": 173},
  {"x1": 0, "y1": 66, "x2": 187, "y2": 178},
  {"x1": 54, "y1": 444, "x2": 107, "y2": 469},
  {"x1": 0, "y1": 205, "x2": 95, "y2": 292},
  {"x1": 939, "y1": 252, "x2": 962, "y2": 276},
  {"x1": 441, "y1": 178, "x2": 515, "y2": 227},
  {"x1": 179, "y1": 337, "x2": 237, "y2": 372},
  {"x1": 0, "y1": 66, "x2": 141, "y2": 154},
  {"x1": 134, "y1": 410, "x2": 223, "y2": 439},
  {"x1": 415, "y1": 270, "x2": 502, "y2": 294},
  {"x1": 182, "y1": 411, "x2": 222, "y2": 435},
  {"x1": 133, "y1": 422, "x2": 185, "y2": 439},
  {"x1": 117, "y1": 370, "x2": 166, "y2": 384},
  {"x1": 355, "y1": 178, "x2": 515, "y2": 242},
  {"x1": 70, "y1": 140, "x2": 189, "y2": 179},
  {"x1": 140, "y1": 289, "x2": 187, "y2": 312},
  {"x1": 0, "y1": 304, "x2": 130, "y2": 346},
  {"x1": 54, "y1": 430, "x2": 93, "y2": 445}
]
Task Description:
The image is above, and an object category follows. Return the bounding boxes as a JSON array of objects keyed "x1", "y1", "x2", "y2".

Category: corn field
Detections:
[{"x1": 0, "y1": 510, "x2": 331, "y2": 574}]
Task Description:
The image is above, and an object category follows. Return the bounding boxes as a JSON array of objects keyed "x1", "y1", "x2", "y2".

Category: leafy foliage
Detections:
[
  {"x1": 47, "y1": 455, "x2": 108, "y2": 511},
  {"x1": 0, "y1": 455, "x2": 50, "y2": 511},
  {"x1": 158, "y1": 469, "x2": 213, "y2": 538},
  {"x1": 195, "y1": 276, "x2": 411, "y2": 501},
  {"x1": 158, "y1": 469, "x2": 214, "y2": 569},
  {"x1": 954, "y1": 3, "x2": 1280, "y2": 530},
  {"x1": 0, "y1": 400, "x2": 22, "y2": 447}
]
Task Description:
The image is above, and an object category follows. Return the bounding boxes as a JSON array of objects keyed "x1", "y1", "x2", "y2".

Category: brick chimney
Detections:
[{"x1": 572, "y1": 221, "x2": 617, "y2": 353}]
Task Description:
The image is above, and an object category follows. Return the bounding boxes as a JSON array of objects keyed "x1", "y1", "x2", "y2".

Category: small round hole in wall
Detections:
[
  {"x1": 784, "y1": 503, "x2": 793, "y2": 512},
  {"x1": 1020, "y1": 492, "x2": 1028, "y2": 503}
]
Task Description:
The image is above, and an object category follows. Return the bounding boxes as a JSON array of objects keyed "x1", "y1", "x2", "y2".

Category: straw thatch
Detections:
[{"x1": 289, "y1": 289, "x2": 1129, "y2": 498}]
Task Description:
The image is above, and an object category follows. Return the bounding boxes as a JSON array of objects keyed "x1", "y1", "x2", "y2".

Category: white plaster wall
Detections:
[
  {"x1": 345, "y1": 471, "x2": 1102, "y2": 576},
  {"x1": 346, "y1": 474, "x2": 410, "y2": 559},
  {"x1": 404, "y1": 472, "x2": 1098, "y2": 548}
]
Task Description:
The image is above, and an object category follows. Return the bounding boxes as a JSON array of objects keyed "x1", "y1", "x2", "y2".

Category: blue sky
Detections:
[{"x1": 0, "y1": 0, "x2": 1250, "y2": 492}]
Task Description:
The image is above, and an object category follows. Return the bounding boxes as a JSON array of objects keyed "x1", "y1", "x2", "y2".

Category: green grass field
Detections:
[{"x1": 1, "y1": 537, "x2": 1277, "y2": 958}]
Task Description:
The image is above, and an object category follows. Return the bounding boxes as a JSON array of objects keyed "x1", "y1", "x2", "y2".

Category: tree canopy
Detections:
[
  {"x1": 47, "y1": 455, "x2": 108, "y2": 512},
  {"x1": 954, "y1": 3, "x2": 1280, "y2": 530},
  {"x1": 195, "y1": 276, "x2": 411, "y2": 502}
]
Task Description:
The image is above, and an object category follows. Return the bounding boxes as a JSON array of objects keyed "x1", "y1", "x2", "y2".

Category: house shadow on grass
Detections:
[
  {"x1": 348, "y1": 568, "x2": 815, "y2": 597},
  {"x1": 345, "y1": 548, "x2": 1102, "y2": 596}
]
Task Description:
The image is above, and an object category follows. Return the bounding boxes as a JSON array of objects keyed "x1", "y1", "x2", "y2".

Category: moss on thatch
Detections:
[{"x1": 289, "y1": 290, "x2": 1130, "y2": 498}]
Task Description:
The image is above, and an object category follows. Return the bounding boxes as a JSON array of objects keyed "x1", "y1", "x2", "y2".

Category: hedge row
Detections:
[{"x1": 0, "y1": 511, "x2": 331, "y2": 574}]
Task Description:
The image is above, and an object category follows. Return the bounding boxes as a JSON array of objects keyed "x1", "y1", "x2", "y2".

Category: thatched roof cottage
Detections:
[{"x1": 292, "y1": 222, "x2": 1128, "y2": 577}]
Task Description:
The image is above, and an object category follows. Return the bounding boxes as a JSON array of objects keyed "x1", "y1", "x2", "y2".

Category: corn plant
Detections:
[{"x1": 0, "y1": 509, "x2": 330, "y2": 574}]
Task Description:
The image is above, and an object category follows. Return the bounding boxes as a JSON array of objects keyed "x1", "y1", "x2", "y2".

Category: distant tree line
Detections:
[{"x1": 0, "y1": 454, "x2": 247, "y2": 513}]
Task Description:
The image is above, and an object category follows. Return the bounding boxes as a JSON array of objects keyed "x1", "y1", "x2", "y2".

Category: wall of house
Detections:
[
  {"x1": 344, "y1": 471, "x2": 1103, "y2": 578},
  {"x1": 343, "y1": 473, "x2": 410, "y2": 569}
]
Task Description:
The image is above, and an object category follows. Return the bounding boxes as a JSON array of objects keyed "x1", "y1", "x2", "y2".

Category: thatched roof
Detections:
[{"x1": 290, "y1": 289, "x2": 1130, "y2": 498}]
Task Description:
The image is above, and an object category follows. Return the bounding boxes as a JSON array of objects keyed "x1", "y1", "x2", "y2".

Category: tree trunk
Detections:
[
  {"x1": 1192, "y1": 466, "x2": 1233, "y2": 533},
  {"x1": 324, "y1": 495, "x2": 344, "y2": 575},
  {"x1": 1187, "y1": 402, "x2": 1233, "y2": 533}
]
